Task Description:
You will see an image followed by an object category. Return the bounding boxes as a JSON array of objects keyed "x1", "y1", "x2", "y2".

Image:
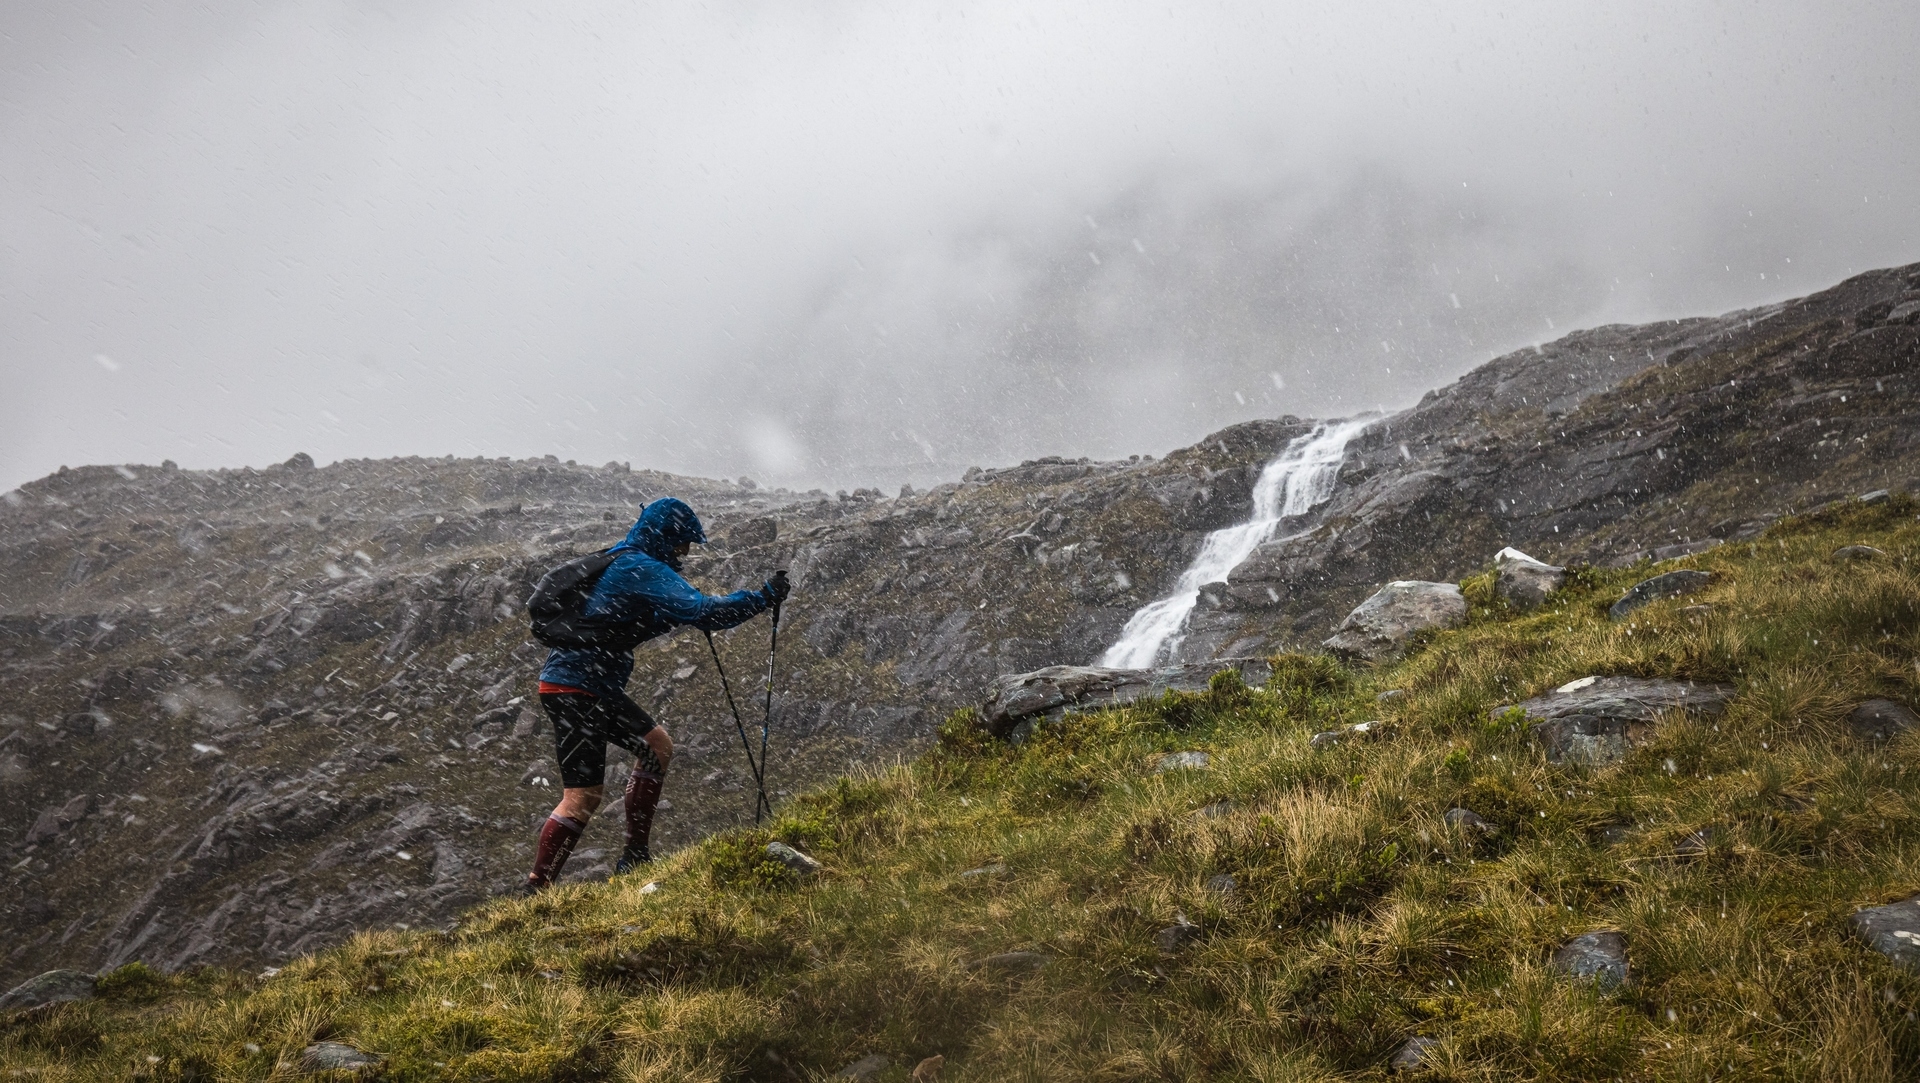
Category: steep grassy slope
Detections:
[{"x1": 9, "y1": 496, "x2": 1920, "y2": 1080}]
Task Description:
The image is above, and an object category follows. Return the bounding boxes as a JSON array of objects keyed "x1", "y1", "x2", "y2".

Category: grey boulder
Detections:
[
  {"x1": 1390, "y1": 1036, "x2": 1441, "y2": 1071},
  {"x1": 1493, "y1": 547, "x2": 1566, "y2": 611},
  {"x1": 1847, "y1": 699, "x2": 1920, "y2": 742},
  {"x1": 0, "y1": 969, "x2": 97, "y2": 1013},
  {"x1": 1851, "y1": 896, "x2": 1920, "y2": 971},
  {"x1": 1510, "y1": 676, "x2": 1735, "y2": 765},
  {"x1": 1322, "y1": 581, "x2": 1466, "y2": 663},
  {"x1": 1609, "y1": 570, "x2": 1713, "y2": 620},
  {"x1": 981, "y1": 658, "x2": 1272, "y2": 737},
  {"x1": 1552, "y1": 930, "x2": 1629, "y2": 990}
]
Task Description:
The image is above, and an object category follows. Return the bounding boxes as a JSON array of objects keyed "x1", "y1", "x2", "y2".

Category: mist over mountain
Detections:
[{"x1": 5, "y1": 2, "x2": 1919, "y2": 491}]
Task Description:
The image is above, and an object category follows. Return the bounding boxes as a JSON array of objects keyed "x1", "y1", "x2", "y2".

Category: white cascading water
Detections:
[{"x1": 1100, "y1": 417, "x2": 1374, "y2": 670}]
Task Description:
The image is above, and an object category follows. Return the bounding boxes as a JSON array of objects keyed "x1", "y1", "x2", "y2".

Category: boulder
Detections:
[
  {"x1": 765, "y1": 841, "x2": 823, "y2": 877},
  {"x1": 1155, "y1": 919, "x2": 1202, "y2": 954},
  {"x1": 1493, "y1": 547, "x2": 1566, "y2": 611},
  {"x1": 1322, "y1": 581, "x2": 1466, "y2": 663},
  {"x1": 981, "y1": 658, "x2": 1272, "y2": 737},
  {"x1": 1847, "y1": 699, "x2": 1920, "y2": 742},
  {"x1": 1551, "y1": 930, "x2": 1629, "y2": 990},
  {"x1": 1850, "y1": 896, "x2": 1920, "y2": 971},
  {"x1": 1609, "y1": 569, "x2": 1713, "y2": 620},
  {"x1": 1509, "y1": 676, "x2": 1735, "y2": 765},
  {"x1": 300, "y1": 1041, "x2": 384, "y2": 1072},
  {"x1": 0, "y1": 969, "x2": 96, "y2": 1013},
  {"x1": 24, "y1": 793, "x2": 95, "y2": 845}
]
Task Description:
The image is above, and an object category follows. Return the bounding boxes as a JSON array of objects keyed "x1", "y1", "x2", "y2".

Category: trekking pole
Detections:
[
  {"x1": 754, "y1": 599, "x2": 782, "y2": 824},
  {"x1": 704, "y1": 630, "x2": 769, "y2": 820}
]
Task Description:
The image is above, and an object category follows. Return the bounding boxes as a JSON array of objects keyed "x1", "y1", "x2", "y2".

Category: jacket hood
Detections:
[{"x1": 610, "y1": 498, "x2": 706, "y2": 566}]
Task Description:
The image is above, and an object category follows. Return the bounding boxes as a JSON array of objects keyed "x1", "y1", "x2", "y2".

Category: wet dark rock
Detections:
[
  {"x1": 1390, "y1": 1036, "x2": 1441, "y2": 1072},
  {"x1": 1851, "y1": 896, "x2": 1920, "y2": 970},
  {"x1": 24, "y1": 793, "x2": 95, "y2": 845},
  {"x1": 1552, "y1": 930, "x2": 1629, "y2": 989},
  {"x1": 765, "y1": 841, "x2": 822, "y2": 877},
  {"x1": 300, "y1": 1041, "x2": 383, "y2": 1072},
  {"x1": 0, "y1": 969, "x2": 96, "y2": 1013},
  {"x1": 1847, "y1": 699, "x2": 1920, "y2": 742},
  {"x1": 1609, "y1": 570, "x2": 1713, "y2": 620},
  {"x1": 1493, "y1": 548, "x2": 1565, "y2": 611},
  {"x1": 1322, "y1": 581, "x2": 1466, "y2": 663},
  {"x1": 1511, "y1": 676, "x2": 1734, "y2": 765},
  {"x1": 981, "y1": 658, "x2": 1271, "y2": 737}
]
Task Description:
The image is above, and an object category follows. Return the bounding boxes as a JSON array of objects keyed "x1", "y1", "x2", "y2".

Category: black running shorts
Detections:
[{"x1": 540, "y1": 689, "x2": 663, "y2": 789}]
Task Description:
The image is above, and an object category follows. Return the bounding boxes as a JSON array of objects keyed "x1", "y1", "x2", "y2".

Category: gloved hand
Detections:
[{"x1": 764, "y1": 569, "x2": 791, "y2": 604}]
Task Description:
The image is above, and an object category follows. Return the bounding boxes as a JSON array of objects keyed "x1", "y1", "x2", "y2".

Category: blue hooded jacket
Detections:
[{"x1": 539, "y1": 498, "x2": 775, "y2": 698}]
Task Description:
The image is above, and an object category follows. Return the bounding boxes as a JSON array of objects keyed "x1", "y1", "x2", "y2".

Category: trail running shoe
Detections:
[
  {"x1": 615, "y1": 847, "x2": 652, "y2": 876},
  {"x1": 512, "y1": 879, "x2": 544, "y2": 899}
]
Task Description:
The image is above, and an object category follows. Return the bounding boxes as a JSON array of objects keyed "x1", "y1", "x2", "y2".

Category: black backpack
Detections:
[{"x1": 527, "y1": 550, "x2": 646, "y2": 649}]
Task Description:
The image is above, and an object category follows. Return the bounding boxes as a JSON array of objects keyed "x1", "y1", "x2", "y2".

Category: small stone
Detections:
[
  {"x1": 1155, "y1": 920, "x2": 1202, "y2": 954},
  {"x1": 1443, "y1": 808, "x2": 1495, "y2": 835},
  {"x1": 1310, "y1": 720, "x2": 1385, "y2": 751},
  {"x1": 966, "y1": 951, "x2": 1050, "y2": 974},
  {"x1": 1847, "y1": 699, "x2": 1920, "y2": 742},
  {"x1": 834, "y1": 1053, "x2": 891, "y2": 1081},
  {"x1": 957, "y1": 863, "x2": 1005, "y2": 879},
  {"x1": 764, "y1": 841, "x2": 823, "y2": 877},
  {"x1": 1860, "y1": 489, "x2": 1891, "y2": 505},
  {"x1": 299, "y1": 1041, "x2": 384, "y2": 1072},
  {"x1": 1551, "y1": 931, "x2": 1629, "y2": 990},
  {"x1": 1674, "y1": 826, "x2": 1717, "y2": 858},
  {"x1": 1376, "y1": 688, "x2": 1405, "y2": 703},
  {"x1": 1851, "y1": 896, "x2": 1920, "y2": 971},
  {"x1": 1832, "y1": 545, "x2": 1887, "y2": 562},
  {"x1": 1193, "y1": 800, "x2": 1234, "y2": 819},
  {"x1": 0, "y1": 969, "x2": 96, "y2": 1013},
  {"x1": 519, "y1": 759, "x2": 557, "y2": 785},
  {"x1": 1205, "y1": 873, "x2": 1238, "y2": 896},
  {"x1": 1493, "y1": 547, "x2": 1567, "y2": 611},
  {"x1": 1609, "y1": 570, "x2": 1713, "y2": 620},
  {"x1": 1679, "y1": 604, "x2": 1716, "y2": 621},
  {"x1": 1155, "y1": 751, "x2": 1210, "y2": 772},
  {"x1": 1390, "y1": 1036, "x2": 1441, "y2": 1071}
]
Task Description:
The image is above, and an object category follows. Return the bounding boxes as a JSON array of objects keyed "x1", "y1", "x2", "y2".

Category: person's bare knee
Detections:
[{"x1": 554, "y1": 785, "x2": 604, "y2": 822}]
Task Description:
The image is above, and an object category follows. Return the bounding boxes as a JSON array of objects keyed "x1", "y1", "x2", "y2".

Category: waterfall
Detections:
[{"x1": 1099, "y1": 417, "x2": 1373, "y2": 670}]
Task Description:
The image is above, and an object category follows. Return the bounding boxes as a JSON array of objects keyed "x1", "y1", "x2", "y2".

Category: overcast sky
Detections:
[{"x1": 4, "y1": 1, "x2": 1917, "y2": 493}]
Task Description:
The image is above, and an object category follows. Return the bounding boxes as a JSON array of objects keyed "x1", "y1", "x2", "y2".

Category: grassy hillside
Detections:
[{"x1": 7, "y1": 496, "x2": 1920, "y2": 1081}]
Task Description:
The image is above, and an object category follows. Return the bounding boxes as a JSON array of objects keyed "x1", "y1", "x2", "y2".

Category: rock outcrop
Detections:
[
  {"x1": 1492, "y1": 547, "x2": 1566, "y2": 611},
  {"x1": 1609, "y1": 570, "x2": 1714, "y2": 620},
  {"x1": 981, "y1": 658, "x2": 1272, "y2": 737},
  {"x1": 1507, "y1": 676, "x2": 1736, "y2": 764}
]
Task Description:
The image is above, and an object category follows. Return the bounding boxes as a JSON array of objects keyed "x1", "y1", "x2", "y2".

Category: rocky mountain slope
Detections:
[{"x1": 2, "y1": 263, "x2": 1916, "y2": 986}]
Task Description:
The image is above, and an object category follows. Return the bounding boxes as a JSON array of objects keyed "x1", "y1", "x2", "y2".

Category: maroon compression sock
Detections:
[
  {"x1": 529, "y1": 814, "x2": 586, "y2": 886},
  {"x1": 622, "y1": 768, "x2": 664, "y2": 864}
]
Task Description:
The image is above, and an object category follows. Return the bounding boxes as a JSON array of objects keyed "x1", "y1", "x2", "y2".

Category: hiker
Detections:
[{"x1": 521, "y1": 497, "x2": 788, "y2": 894}]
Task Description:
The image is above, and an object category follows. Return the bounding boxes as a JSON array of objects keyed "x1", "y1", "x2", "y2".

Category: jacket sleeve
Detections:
[{"x1": 611, "y1": 558, "x2": 772, "y2": 631}]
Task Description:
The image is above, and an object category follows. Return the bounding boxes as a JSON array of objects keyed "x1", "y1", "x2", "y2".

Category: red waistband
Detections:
[{"x1": 538, "y1": 681, "x2": 592, "y2": 695}]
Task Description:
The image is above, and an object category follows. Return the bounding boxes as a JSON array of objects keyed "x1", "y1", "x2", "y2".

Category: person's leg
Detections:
[
  {"x1": 524, "y1": 693, "x2": 610, "y2": 891},
  {"x1": 601, "y1": 690, "x2": 669, "y2": 873}
]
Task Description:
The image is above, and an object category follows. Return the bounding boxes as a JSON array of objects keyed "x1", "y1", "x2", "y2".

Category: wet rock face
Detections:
[
  {"x1": 1510, "y1": 676, "x2": 1735, "y2": 765},
  {"x1": 1609, "y1": 570, "x2": 1714, "y2": 620},
  {"x1": 0, "y1": 969, "x2": 95, "y2": 1013},
  {"x1": 1321, "y1": 581, "x2": 1465, "y2": 664}
]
